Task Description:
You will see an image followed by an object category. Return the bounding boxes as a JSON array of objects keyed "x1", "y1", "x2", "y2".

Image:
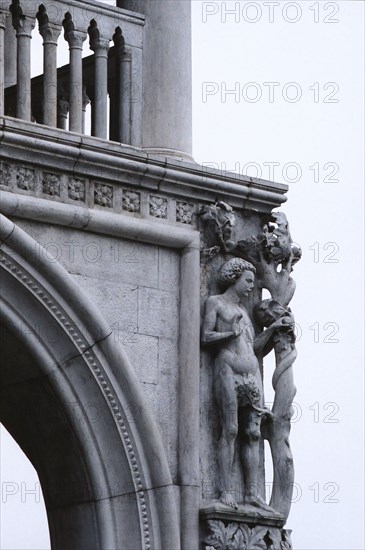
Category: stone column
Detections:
[
  {"x1": 113, "y1": 29, "x2": 131, "y2": 145},
  {"x1": 117, "y1": 0, "x2": 192, "y2": 159},
  {"x1": 82, "y1": 86, "x2": 90, "y2": 135},
  {"x1": 64, "y1": 28, "x2": 86, "y2": 133},
  {"x1": 4, "y1": 15, "x2": 17, "y2": 88},
  {"x1": 12, "y1": 14, "x2": 35, "y2": 121},
  {"x1": 38, "y1": 22, "x2": 61, "y2": 127},
  {"x1": 89, "y1": 35, "x2": 109, "y2": 139},
  {"x1": 0, "y1": 12, "x2": 5, "y2": 116}
]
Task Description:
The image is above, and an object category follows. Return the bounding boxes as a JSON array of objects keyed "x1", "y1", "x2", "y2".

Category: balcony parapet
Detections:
[{"x1": 0, "y1": 0, "x2": 143, "y2": 145}]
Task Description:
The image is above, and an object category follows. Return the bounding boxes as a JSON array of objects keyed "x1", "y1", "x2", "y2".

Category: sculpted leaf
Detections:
[
  {"x1": 207, "y1": 520, "x2": 227, "y2": 544},
  {"x1": 205, "y1": 537, "x2": 224, "y2": 550},
  {"x1": 281, "y1": 530, "x2": 293, "y2": 550},
  {"x1": 225, "y1": 522, "x2": 239, "y2": 540},
  {"x1": 232, "y1": 528, "x2": 247, "y2": 549}
]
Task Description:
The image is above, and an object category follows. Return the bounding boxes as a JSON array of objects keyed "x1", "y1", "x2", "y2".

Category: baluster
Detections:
[
  {"x1": 37, "y1": 7, "x2": 61, "y2": 127},
  {"x1": 82, "y1": 85, "x2": 90, "y2": 134},
  {"x1": 0, "y1": 12, "x2": 5, "y2": 116},
  {"x1": 4, "y1": 15, "x2": 17, "y2": 89},
  {"x1": 113, "y1": 28, "x2": 131, "y2": 145},
  {"x1": 57, "y1": 97, "x2": 69, "y2": 130},
  {"x1": 63, "y1": 14, "x2": 86, "y2": 133},
  {"x1": 10, "y1": 3, "x2": 35, "y2": 121},
  {"x1": 89, "y1": 21, "x2": 109, "y2": 139}
]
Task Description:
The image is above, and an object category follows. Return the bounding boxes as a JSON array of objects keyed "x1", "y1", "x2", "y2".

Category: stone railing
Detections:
[{"x1": 0, "y1": 0, "x2": 144, "y2": 145}]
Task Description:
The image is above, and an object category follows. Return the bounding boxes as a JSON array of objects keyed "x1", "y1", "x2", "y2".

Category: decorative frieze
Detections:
[
  {"x1": 203, "y1": 519, "x2": 292, "y2": 550},
  {"x1": 149, "y1": 195, "x2": 167, "y2": 219},
  {"x1": 122, "y1": 190, "x2": 141, "y2": 213},
  {"x1": 176, "y1": 201, "x2": 194, "y2": 224},
  {"x1": 68, "y1": 178, "x2": 85, "y2": 202},
  {"x1": 95, "y1": 183, "x2": 113, "y2": 208},
  {"x1": 0, "y1": 162, "x2": 11, "y2": 186},
  {"x1": 16, "y1": 166, "x2": 35, "y2": 191},
  {"x1": 43, "y1": 173, "x2": 60, "y2": 196},
  {"x1": 0, "y1": 159, "x2": 209, "y2": 228}
]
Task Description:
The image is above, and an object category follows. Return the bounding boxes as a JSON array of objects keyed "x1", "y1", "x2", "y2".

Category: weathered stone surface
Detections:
[{"x1": 138, "y1": 287, "x2": 179, "y2": 339}]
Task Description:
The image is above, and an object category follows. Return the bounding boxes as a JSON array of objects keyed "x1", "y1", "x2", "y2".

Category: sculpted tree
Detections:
[
  {"x1": 255, "y1": 300, "x2": 297, "y2": 519},
  {"x1": 235, "y1": 212, "x2": 301, "y2": 307}
]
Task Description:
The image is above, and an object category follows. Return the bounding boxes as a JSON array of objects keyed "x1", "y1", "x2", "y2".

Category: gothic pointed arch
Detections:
[{"x1": 0, "y1": 214, "x2": 180, "y2": 550}]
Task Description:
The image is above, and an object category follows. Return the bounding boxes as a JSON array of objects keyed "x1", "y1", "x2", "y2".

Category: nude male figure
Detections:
[{"x1": 202, "y1": 258, "x2": 277, "y2": 510}]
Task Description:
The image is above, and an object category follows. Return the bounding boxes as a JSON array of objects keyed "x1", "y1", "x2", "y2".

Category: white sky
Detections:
[{"x1": 1, "y1": 1, "x2": 364, "y2": 549}]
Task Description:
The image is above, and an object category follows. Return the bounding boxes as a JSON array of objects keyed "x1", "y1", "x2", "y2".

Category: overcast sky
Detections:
[{"x1": 1, "y1": 1, "x2": 364, "y2": 549}]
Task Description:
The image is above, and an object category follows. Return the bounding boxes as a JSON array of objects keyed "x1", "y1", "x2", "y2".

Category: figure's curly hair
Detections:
[{"x1": 218, "y1": 258, "x2": 256, "y2": 288}]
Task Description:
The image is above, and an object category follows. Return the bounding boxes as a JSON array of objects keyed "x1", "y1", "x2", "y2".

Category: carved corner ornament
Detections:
[
  {"x1": 203, "y1": 520, "x2": 293, "y2": 550},
  {"x1": 200, "y1": 201, "x2": 301, "y2": 532}
]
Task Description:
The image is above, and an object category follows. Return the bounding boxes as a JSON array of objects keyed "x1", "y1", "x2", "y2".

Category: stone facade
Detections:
[{"x1": 0, "y1": 1, "x2": 299, "y2": 549}]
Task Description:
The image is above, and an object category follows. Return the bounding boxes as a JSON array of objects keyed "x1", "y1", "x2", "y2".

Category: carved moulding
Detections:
[{"x1": 0, "y1": 213, "x2": 181, "y2": 550}]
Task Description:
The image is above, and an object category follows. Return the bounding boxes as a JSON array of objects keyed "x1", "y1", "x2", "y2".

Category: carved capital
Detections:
[
  {"x1": 88, "y1": 19, "x2": 110, "y2": 55},
  {"x1": 58, "y1": 98, "x2": 69, "y2": 117},
  {"x1": 12, "y1": 14, "x2": 35, "y2": 37},
  {"x1": 0, "y1": 11, "x2": 7, "y2": 29},
  {"x1": 63, "y1": 13, "x2": 86, "y2": 49},
  {"x1": 82, "y1": 86, "x2": 90, "y2": 111},
  {"x1": 64, "y1": 29, "x2": 86, "y2": 49},
  {"x1": 37, "y1": 5, "x2": 61, "y2": 45},
  {"x1": 39, "y1": 22, "x2": 61, "y2": 45},
  {"x1": 90, "y1": 36, "x2": 110, "y2": 54}
]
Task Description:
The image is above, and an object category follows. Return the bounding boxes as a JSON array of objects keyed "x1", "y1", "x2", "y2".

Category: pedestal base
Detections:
[{"x1": 200, "y1": 502, "x2": 293, "y2": 550}]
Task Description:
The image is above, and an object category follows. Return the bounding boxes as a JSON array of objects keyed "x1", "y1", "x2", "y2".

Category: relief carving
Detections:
[
  {"x1": 16, "y1": 166, "x2": 35, "y2": 190},
  {"x1": 201, "y1": 258, "x2": 275, "y2": 512},
  {"x1": 0, "y1": 162, "x2": 11, "y2": 186},
  {"x1": 176, "y1": 201, "x2": 194, "y2": 224},
  {"x1": 200, "y1": 202, "x2": 300, "y2": 531},
  {"x1": 203, "y1": 520, "x2": 293, "y2": 550},
  {"x1": 123, "y1": 190, "x2": 141, "y2": 213},
  {"x1": 95, "y1": 183, "x2": 113, "y2": 208},
  {"x1": 68, "y1": 178, "x2": 85, "y2": 201},
  {"x1": 149, "y1": 195, "x2": 167, "y2": 218},
  {"x1": 43, "y1": 173, "x2": 60, "y2": 196}
]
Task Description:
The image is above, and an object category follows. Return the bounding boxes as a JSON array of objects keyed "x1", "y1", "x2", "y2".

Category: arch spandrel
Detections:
[{"x1": 0, "y1": 214, "x2": 180, "y2": 550}]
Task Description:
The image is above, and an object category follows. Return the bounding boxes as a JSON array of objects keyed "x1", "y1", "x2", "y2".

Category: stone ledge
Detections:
[
  {"x1": 0, "y1": 116, "x2": 288, "y2": 215},
  {"x1": 200, "y1": 501, "x2": 286, "y2": 529}
]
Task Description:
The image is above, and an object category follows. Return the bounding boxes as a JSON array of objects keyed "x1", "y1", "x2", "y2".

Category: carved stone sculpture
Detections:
[
  {"x1": 255, "y1": 300, "x2": 297, "y2": 519},
  {"x1": 203, "y1": 520, "x2": 293, "y2": 550},
  {"x1": 201, "y1": 258, "x2": 274, "y2": 512},
  {"x1": 200, "y1": 202, "x2": 300, "y2": 547},
  {"x1": 235, "y1": 212, "x2": 301, "y2": 306}
]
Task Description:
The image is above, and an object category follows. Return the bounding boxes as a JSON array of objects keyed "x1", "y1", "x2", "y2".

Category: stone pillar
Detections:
[
  {"x1": 82, "y1": 86, "x2": 90, "y2": 135},
  {"x1": 12, "y1": 14, "x2": 35, "y2": 121},
  {"x1": 63, "y1": 26, "x2": 86, "y2": 133},
  {"x1": 0, "y1": 12, "x2": 5, "y2": 116},
  {"x1": 117, "y1": 0, "x2": 192, "y2": 159},
  {"x1": 4, "y1": 15, "x2": 17, "y2": 88},
  {"x1": 113, "y1": 29, "x2": 132, "y2": 145},
  {"x1": 89, "y1": 33, "x2": 109, "y2": 140},
  {"x1": 38, "y1": 21, "x2": 61, "y2": 127}
]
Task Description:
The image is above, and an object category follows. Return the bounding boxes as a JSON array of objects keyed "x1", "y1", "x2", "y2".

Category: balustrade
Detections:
[{"x1": 0, "y1": 0, "x2": 143, "y2": 145}]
